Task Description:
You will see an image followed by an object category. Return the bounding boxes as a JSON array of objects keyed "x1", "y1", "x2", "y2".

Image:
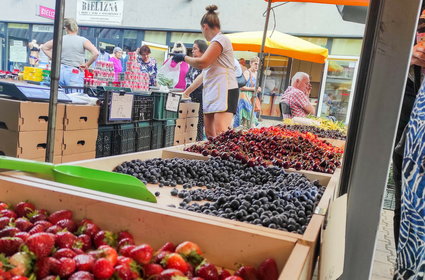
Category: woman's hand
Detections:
[
  {"x1": 411, "y1": 42, "x2": 425, "y2": 67},
  {"x1": 183, "y1": 90, "x2": 191, "y2": 99}
]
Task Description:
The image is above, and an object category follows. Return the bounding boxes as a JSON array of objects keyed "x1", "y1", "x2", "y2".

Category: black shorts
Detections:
[{"x1": 226, "y1": 88, "x2": 239, "y2": 114}]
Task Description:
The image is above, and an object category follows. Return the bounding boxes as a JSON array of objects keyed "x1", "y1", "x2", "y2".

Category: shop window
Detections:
[
  {"x1": 170, "y1": 32, "x2": 204, "y2": 44},
  {"x1": 123, "y1": 30, "x2": 139, "y2": 52},
  {"x1": 331, "y1": 38, "x2": 363, "y2": 56},
  {"x1": 8, "y1": 23, "x2": 29, "y2": 39},
  {"x1": 79, "y1": 26, "x2": 97, "y2": 38},
  {"x1": 299, "y1": 37, "x2": 328, "y2": 48},
  {"x1": 144, "y1": 31, "x2": 167, "y2": 45},
  {"x1": 98, "y1": 28, "x2": 122, "y2": 41},
  {"x1": 31, "y1": 24, "x2": 53, "y2": 44}
]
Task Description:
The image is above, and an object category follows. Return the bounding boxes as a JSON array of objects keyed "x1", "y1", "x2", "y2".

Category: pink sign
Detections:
[{"x1": 38, "y1": 5, "x2": 55, "y2": 20}]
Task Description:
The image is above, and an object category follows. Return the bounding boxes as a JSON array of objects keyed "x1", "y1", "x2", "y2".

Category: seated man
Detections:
[{"x1": 280, "y1": 72, "x2": 315, "y2": 118}]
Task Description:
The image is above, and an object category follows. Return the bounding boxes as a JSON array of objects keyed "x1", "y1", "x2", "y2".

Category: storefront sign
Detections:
[
  {"x1": 76, "y1": 0, "x2": 124, "y2": 25},
  {"x1": 37, "y1": 5, "x2": 55, "y2": 20},
  {"x1": 32, "y1": 25, "x2": 54, "y2": 33},
  {"x1": 9, "y1": 40, "x2": 27, "y2": 63}
]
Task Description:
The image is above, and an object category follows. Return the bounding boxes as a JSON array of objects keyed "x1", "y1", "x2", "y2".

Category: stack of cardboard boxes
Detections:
[
  {"x1": 0, "y1": 98, "x2": 99, "y2": 163},
  {"x1": 174, "y1": 102, "x2": 200, "y2": 146}
]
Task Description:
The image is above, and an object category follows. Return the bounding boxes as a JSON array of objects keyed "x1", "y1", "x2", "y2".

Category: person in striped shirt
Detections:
[{"x1": 280, "y1": 72, "x2": 315, "y2": 119}]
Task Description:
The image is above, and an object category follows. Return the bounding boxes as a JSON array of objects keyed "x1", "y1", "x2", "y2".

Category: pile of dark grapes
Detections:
[
  {"x1": 279, "y1": 124, "x2": 346, "y2": 140},
  {"x1": 114, "y1": 157, "x2": 325, "y2": 234}
]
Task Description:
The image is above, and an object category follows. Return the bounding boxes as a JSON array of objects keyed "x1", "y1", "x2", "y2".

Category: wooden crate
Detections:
[{"x1": 0, "y1": 174, "x2": 302, "y2": 278}]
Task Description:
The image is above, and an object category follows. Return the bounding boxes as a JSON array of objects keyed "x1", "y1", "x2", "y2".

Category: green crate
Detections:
[
  {"x1": 152, "y1": 91, "x2": 179, "y2": 120},
  {"x1": 151, "y1": 121, "x2": 164, "y2": 150},
  {"x1": 112, "y1": 124, "x2": 136, "y2": 155},
  {"x1": 135, "y1": 121, "x2": 151, "y2": 152},
  {"x1": 163, "y1": 120, "x2": 176, "y2": 148}
]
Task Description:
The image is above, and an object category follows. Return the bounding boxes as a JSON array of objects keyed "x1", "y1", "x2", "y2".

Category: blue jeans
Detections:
[{"x1": 60, "y1": 64, "x2": 84, "y2": 93}]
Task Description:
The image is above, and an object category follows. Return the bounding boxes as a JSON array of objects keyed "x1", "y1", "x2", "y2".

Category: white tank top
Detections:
[{"x1": 202, "y1": 33, "x2": 238, "y2": 113}]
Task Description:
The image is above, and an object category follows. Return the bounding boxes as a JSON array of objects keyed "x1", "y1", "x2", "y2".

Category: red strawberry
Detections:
[
  {"x1": 117, "y1": 231, "x2": 134, "y2": 242},
  {"x1": 131, "y1": 244, "x2": 153, "y2": 265},
  {"x1": 46, "y1": 225, "x2": 63, "y2": 234},
  {"x1": 56, "y1": 219, "x2": 76, "y2": 233},
  {"x1": 26, "y1": 232, "x2": 55, "y2": 258},
  {"x1": 14, "y1": 202, "x2": 35, "y2": 218},
  {"x1": 256, "y1": 258, "x2": 279, "y2": 280},
  {"x1": 14, "y1": 218, "x2": 33, "y2": 232},
  {"x1": 73, "y1": 247, "x2": 85, "y2": 255},
  {"x1": 48, "y1": 210, "x2": 72, "y2": 225},
  {"x1": 114, "y1": 264, "x2": 133, "y2": 280},
  {"x1": 53, "y1": 248, "x2": 77, "y2": 259},
  {"x1": 55, "y1": 231, "x2": 77, "y2": 249},
  {"x1": 158, "y1": 269, "x2": 185, "y2": 280},
  {"x1": 68, "y1": 271, "x2": 94, "y2": 280},
  {"x1": 41, "y1": 276, "x2": 58, "y2": 280},
  {"x1": 35, "y1": 257, "x2": 56, "y2": 279},
  {"x1": 29, "y1": 212, "x2": 48, "y2": 223},
  {"x1": 0, "y1": 237, "x2": 24, "y2": 256},
  {"x1": 153, "y1": 250, "x2": 170, "y2": 264},
  {"x1": 98, "y1": 245, "x2": 118, "y2": 266},
  {"x1": 28, "y1": 224, "x2": 45, "y2": 235},
  {"x1": 0, "y1": 226, "x2": 20, "y2": 237},
  {"x1": 119, "y1": 245, "x2": 135, "y2": 257},
  {"x1": 162, "y1": 253, "x2": 189, "y2": 274},
  {"x1": 224, "y1": 277, "x2": 243, "y2": 280},
  {"x1": 56, "y1": 257, "x2": 76, "y2": 278},
  {"x1": 14, "y1": 232, "x2": 30, "y2": 242},
  {"x1": 144, "y1": 263, "x2": 164, "y2": 277},
  {"x1": 76, "y1": 234, "x2": 92, "y2": 251},
  {"x1": 159, "y1": 242, "x2": 176, "y2": 253},
  {"x1": 93, "y1": 230, "x2": 116, "y2": 248},
  {"x1": 196, "y1": 263, "x2": 219, "y2": 280},
  {"x1": 34, "y1": 220, "x2": 53, "y2": 230},
  {"x1": 219, "y1": 270, "x2": 232, "y2": 280},
  {"x1": 74, "y1": 254, "x2": 95, "y2": 272},
  {"x1": 118, "y1": 237, "x2": 135, "y2": 249},
  {"x1": 0, "y1": 209, "x2": 17, "y2": 219},
  {"x1": 175, "y1": 241, "x2": 204, "y2": 266},
  {"x1": 234, "y1": 266, "x2": 258, "y2": 280},
  {"x1": 0, "y1": 202, "x2": 9, "y2": 210},
  {"x1": 92, "y1": 258, "x2": 114, "y2": 279},
  {"x1": 11, "y1": 276, "x2": 28, "y2": 280},
  {"x1": 0, "y1": 217, "x2": 11, "y2": 229},
  {"x1": 76, "y1": 219, "x2": 100, "y2": 238}
]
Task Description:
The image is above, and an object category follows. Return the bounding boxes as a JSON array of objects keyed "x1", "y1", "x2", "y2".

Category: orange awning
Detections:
[{"x1": 265, "y1": 0, "x2": 369, "y2": 6}]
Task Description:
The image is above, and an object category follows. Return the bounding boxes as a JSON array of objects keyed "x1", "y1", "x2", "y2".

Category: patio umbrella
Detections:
[
  {"x1": 265, "y1": 0, "x2": 369, "y2": 5},
  {"x1": 227, "y1": 30, "x2": 328, "y2": 64}
]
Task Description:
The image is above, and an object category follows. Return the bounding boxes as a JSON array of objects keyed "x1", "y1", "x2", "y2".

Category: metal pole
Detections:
[
  {"x1": 45, "y1": 0, "x2": 65, "y2": 163},
  {"x1": 248, "y1": 0, "x2": 272, "y2": 128},
  {"x1": 340, "y1": 0, "x2": 421, "y2": 278}
]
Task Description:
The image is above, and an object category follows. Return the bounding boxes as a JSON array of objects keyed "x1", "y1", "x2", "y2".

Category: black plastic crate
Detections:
[
  {"x1": 151, "y1": 121, "x2": 164, "y2": 150},
  {"x1": 135, "y1": 121, "x2": 151, "y2": 152},
  {"x1": 132, "y1": 94, "x2": 154, "y2": 122},
  {"x1": 96, "y1": 125, "x2": 115, "y2": 158},
  {"x1": 163, "y1": 120, "x2": 176, "y2": 148},
  {"x1": 97, "y1": 89, "x2": 134, "y2": 125},
  {"x1": 112, "y1": 123, "x2": 136, "y2": 155}
]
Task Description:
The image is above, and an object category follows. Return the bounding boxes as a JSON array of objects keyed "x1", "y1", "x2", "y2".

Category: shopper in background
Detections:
[
  {"x1": 280, "y1": 72, "x2": 315, "y2": 119},
  {"x1": 235, "y1": 56, "x2": 262, "y2": 127},
  {"x1": 137, "y1": 45, "x2": 157, "y2": 87},
  {"x1": 109, "y1": 47, "x2": 123, "y2": 82},
  {"x1": 239, "y1": 58, "x2": 248, "y2": 73},
  {"x1": 42, "y1": 18, "x2": 99, "y2": 89},
  {"x1": 183, "y1": 40, "x2": 208, "y2": 141},
  {"x1": 173, "y1": 5, "x2": 239, "y2": 137},
  {"x1": 169, "y1": 42, "x2": 190, "y2": 90},
  {"x1": 393, "y1": 3, "x2": 425, "y2": 279}
]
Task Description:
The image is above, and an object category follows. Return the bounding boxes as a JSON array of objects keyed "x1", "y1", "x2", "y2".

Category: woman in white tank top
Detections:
[{"x1": 174, "y1": 5, "x2": 239, "y2": 138}]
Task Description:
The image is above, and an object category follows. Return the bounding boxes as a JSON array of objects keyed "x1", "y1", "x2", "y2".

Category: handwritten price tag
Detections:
[{"x1": 166, "y1": 93, "x2": 181, "y2": 112}]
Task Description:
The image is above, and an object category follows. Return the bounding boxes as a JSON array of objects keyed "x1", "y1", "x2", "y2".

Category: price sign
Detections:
[
  {"x1": 166, "y1": 93, "x2": 181, "y2": 112},
  {"x1": 109, "y1": 92, "x2": 133, "y2": 121}
]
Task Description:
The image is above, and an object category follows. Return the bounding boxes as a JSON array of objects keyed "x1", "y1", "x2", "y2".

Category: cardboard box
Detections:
[
  {"x1": 185, "y1": 117, "x2": 199, "y2": 131},
  {"x1": 32, "y1": 155, "x2": 62, "y2": 164},
  {"x1": 186, "y1": 102, "x2": 200, "y2": 118},
  {"x1": 64, "y1": 105, "x2": 100, "y2": 131},
  {"x1": 62, "y1": 129, "x2": 98, "y2": 155},
  {"x1": 178, "y1": 104, "x2": 188, "y2": 119},
  {"x1": 175, "y1": 118, "x2": 186, "y2": 133},
  {"x1": 184, "y1": 130, "x2": 198, "y2": 144},
  {"x1": 173, "y1": 133, "x2": 185, "y2": 146},
  {"x1": 61, "y1": 151, "x2": 96, "y2": 163},
  {"x1": 0, "y1": 98, "x2": 65, "y2": 131},
  {"x1": 0, "y1": 129, "x2": 63, "y2": 159}
]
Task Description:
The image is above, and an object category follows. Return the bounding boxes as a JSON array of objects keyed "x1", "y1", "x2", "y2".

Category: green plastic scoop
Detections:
[{"x1": 0, "y1": 156, "x2": 157, "y2": 203}]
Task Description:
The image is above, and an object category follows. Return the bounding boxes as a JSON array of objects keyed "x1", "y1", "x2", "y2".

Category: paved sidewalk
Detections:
[{"x1": 371, "y1": 209, "x2": 396, "y2": 280}]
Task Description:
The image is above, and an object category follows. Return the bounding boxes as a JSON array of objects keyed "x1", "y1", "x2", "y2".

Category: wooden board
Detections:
[{"x1": 0, "y1": 175, "x2": 299, "y2": 276}]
